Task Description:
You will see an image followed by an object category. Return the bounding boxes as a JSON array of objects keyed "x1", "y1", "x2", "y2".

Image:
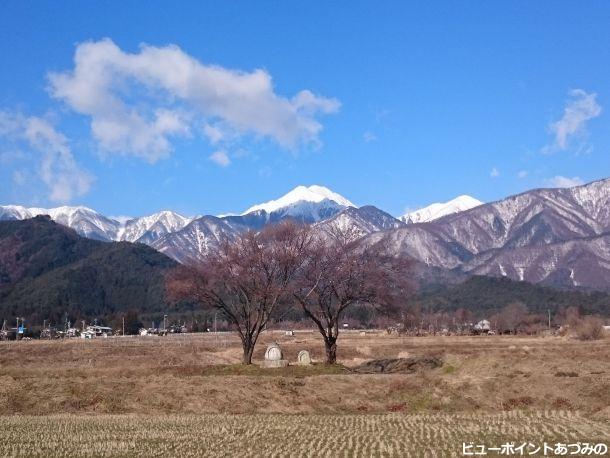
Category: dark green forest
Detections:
[
  {"x1": 410, "y1": 275, "x2": 610, "y2": 317},
  {"x1": 0, "y1": 216, "x2": 176, "y2": 327}
]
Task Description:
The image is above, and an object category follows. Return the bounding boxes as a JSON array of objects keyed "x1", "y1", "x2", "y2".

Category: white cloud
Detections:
[
  {"x1": 209, "y1": 150, "x2": 231, "y2": 167},
  {"x1": 203, "y1": 123, "x2": 225, "y2": 145},
  {"x1": 517, "y1": 170, "x2": 528, "y2": 179},
  {"x1": 48, "y1": 39, "x2": 340, "y2": 162},
  {"x1": 363, "y1": 131, "x2": 377, "y2": 143},
  {"x1": 543, "y1": 89, "x2": 601, "y2": 154},
  {"x1": 490, "y1": 167, "x2": 500, "y2": 178},
  {"x1": 545, "y1": 175, "x2": 584, "y2": 188},
  {"x1": 0, "y1": 111, "x2": 93, "y2": 202}
]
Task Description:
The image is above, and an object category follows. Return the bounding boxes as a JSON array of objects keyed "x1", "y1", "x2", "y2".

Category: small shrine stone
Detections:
[{"x1": 297, "y1": 350, "x2": 312, "y2": 365}]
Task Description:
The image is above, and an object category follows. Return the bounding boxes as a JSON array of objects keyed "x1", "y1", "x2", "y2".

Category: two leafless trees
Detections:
[
  {"x1": 167, "y1": 222, "x2": 412, "y2": 364},
  {"x1": 167, "y1": 223, "x2": 311, "y2": 364}
]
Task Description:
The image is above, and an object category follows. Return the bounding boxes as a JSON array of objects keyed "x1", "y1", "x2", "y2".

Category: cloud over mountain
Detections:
[
  {"x1": 544, "y1": 89, "x2": 601, "y2": 154},
  {"x1": 0, "y1": 111, "x2": 93, "y2": 203},
  {"x1": 48, "y1": 39, "x2": 340, "y2": 161}
]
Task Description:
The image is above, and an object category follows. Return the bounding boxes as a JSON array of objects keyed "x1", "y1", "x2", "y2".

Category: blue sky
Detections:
[{"x1": 1, "y1": 1, "x2": 609, "y2": 217}]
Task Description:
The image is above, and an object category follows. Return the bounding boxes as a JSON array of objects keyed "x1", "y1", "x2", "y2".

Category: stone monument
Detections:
[
  {"x1": 297, "y1": 350, "x2": 312, "y2": 365},
  {"x1": 263, "y1": 342, "x2": 288, "y2": 368}
]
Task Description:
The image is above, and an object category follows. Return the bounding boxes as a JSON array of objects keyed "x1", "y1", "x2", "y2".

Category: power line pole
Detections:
[
  {"x1": 548, "y1": 309, "x2": 551, "y2": 332},
  {"x1": 122, "y1": 316, "x2": 125, "y2": 336}
]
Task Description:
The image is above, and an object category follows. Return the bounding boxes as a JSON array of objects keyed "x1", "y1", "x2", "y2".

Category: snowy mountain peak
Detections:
[
  {"x1": 118, "y1": 210, "x2": 193, "y2": 243},
  {"x1": 400, "y1": 195, "x2": 483, "y2": 224},
  {"x1": 0, "y1": 204, "x2": 110, "y2": 226},
  {"x1": 241, "y1": 185, "x2": 355, "y2": 215},
  {"x1": 28, "y1": 205, "x2": 100, "y2": 220}
]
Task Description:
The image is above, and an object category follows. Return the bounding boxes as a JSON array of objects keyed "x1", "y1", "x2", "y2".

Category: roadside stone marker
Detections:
[
  {"x1": 297, "y1": 350, "x2": 312, "y2": 365},
  {"x1": 263, "y1": 342, "x2": 288, "y2": 368}
]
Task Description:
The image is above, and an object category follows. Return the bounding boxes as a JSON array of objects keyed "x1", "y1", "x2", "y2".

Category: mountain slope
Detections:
[
  {"x1": 369, "y1": 178, "x2": 610, "y2": 290},
  {"x1": 151, "y1": 216, "x2": 243, "y2": 264},
  {"x1": 0, "y1": 216, "x2": 177, "y2": 325},
  {"x1": 463, "y1": 232, "x2": 610, "y2": 290},
  {"x1": 315, "y1": 206, "x2": 405, "y2": 238}
]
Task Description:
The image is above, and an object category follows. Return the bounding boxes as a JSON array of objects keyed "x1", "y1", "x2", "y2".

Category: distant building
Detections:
[
  {"x1": 473, "y1": 319, "x2": 491, "y2": 334},
  {"x1": 81, "y1": 325, "x2": 113, "y2": 338}
]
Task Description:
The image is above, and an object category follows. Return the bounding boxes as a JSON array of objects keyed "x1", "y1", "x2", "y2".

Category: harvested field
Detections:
[
  {"x1": 0, "y1": 331, "x2": 608, "y2": 456},
  {"x1": 0, "y1": 411, "x2": 607, "y2": 457}
]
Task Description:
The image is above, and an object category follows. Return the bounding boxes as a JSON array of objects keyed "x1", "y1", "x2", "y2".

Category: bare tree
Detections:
[
  {"x1": 492, "y1": 302, "x2": 529, "y2": 334},
  {"x1": 167, "y1": 221, "x2": 311, "y2": 364},
  {"x1": 293, "y1": 229, "x2": 413, "y2": 364}
]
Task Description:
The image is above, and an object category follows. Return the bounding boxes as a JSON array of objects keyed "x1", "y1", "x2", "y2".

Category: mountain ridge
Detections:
[
  {"x1": 367, "y1": 177, "x2": 610, "y2": 290},
  {"x1": 4, "y1": 178, "x2": 610, "y2": 291}
]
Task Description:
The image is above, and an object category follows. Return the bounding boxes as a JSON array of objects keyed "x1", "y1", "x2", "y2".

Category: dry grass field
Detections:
[{"x1": 0, "y1": 331, "x2": 608, "y2": 456}]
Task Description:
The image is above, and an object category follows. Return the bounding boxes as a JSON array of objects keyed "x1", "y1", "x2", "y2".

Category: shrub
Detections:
[{"x1": 574, "y1": 316, "x2": 605, "y2": 341}]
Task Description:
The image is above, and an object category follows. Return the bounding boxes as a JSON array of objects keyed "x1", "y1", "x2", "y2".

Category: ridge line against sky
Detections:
[{"x1": 0, "y1": 2, "x2": 609, "y2": 217}]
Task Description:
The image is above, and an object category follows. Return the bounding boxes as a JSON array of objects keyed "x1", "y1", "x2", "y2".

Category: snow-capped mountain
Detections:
[
  {"x1": 400, "y1": 195, "x2": 483, "y2": 224},
  {"x1": 0, "y1": 185, "x2": 356, "y2": 260},
  {"x1": 118, "y1": 211, "x2": 194, "y2": 244},
  {"x1": 0, "y1": 205, "x2": 35, "y2": 220},
  {"x1": 6, "y1": 179, "x2": 610, "y2": 291},
  {"x1": 242, "y1": 185, "x2": 354, "y2": 217},
  {"x1": 0, "y1": 205, "x2": 193, "y2": 243},
  {"x1": 368, "y1": 178, "x2": 610, "y2": 290},
  {"x1": 148, "y1": 185, "x2": 356, "y2": 259},
  {"x1": 0, "y1": 205, "x2": 120, "y2": 241},
  {"x1": 234, "y1": 185, "x2": 354, "y2": 226}
]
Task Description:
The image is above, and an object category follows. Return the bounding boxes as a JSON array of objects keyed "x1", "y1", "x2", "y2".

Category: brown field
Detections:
[{"x1": 0, "y1": 331, "x2": 608, "y2": 456}]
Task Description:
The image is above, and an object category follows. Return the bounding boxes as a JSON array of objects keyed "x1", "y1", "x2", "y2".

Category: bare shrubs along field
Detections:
[{"x1": 0, "y1": 331, "x2": 609, "y2": 456}]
